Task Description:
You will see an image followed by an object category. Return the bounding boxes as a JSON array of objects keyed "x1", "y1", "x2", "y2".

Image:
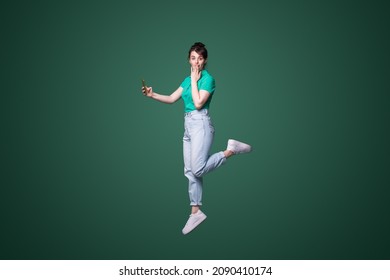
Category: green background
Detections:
[{"x1": 2, "y1": 0, "x2": 389, "y2": 259}]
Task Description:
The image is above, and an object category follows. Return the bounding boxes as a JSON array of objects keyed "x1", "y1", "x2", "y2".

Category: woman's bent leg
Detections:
[{"x1": 190, "y1": 116, "x2": 226, "y2": 178}]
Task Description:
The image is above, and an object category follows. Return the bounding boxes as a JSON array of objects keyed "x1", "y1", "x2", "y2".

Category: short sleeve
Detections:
[{"x1": 199, "y1": 75, "x2": 215, "y2": 94}]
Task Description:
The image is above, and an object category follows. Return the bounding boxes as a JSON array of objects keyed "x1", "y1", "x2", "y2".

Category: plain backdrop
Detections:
[{"x1": 1, "y1": 0, "x2": 389, "y2": 259}]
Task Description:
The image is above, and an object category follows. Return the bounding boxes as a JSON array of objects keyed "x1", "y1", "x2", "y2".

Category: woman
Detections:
[{"x1": 142, "y1": 42, "x2": 251, "y2": 235}]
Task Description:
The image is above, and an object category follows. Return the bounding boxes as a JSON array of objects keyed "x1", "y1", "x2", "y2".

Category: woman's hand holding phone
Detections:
[{"x1": 141, "y1": 79, "x2": 153, "y2": 97}]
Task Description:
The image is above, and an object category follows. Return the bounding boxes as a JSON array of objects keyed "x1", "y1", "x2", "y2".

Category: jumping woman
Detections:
[{"x1": 142, "y1": 42, "x2": 252, "y2": 235}]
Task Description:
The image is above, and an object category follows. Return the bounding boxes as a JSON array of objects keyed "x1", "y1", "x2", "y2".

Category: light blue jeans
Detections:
[{"x1": 183, "y1": 109, "x2": 226, "y2": 206}]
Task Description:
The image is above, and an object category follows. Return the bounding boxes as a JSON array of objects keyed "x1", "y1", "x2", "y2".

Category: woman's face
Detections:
[{"x1": 189, "y1": 51, "x2": 206, "y2": 70}]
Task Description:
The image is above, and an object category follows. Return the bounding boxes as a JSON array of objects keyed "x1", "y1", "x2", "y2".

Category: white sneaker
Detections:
[
  {"x1": 182, "y1": 210, "x2": 207, "y2": 235},
  {"x1": 227, "y1": 139, "x2": 252, "y2": 154}
]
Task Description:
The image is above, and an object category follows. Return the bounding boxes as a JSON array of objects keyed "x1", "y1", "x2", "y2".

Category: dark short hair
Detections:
[{"x1": 188, "y1": 42, "x2": 208, "y2": 60}]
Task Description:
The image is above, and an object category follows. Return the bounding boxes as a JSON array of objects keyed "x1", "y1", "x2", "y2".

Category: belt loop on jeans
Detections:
[{"x1": 184, "y1": 109, "x2": 208, "y2": 117}]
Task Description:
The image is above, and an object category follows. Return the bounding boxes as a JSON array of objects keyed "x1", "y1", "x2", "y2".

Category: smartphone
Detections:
[{"x1": 142, "y1": 79, "x2": 147, "y2": 91}]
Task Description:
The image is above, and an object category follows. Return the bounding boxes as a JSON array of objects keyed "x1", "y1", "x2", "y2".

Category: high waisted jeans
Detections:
[{"x1": 183, "y1": 109, "x2": 226, "y2": 206}]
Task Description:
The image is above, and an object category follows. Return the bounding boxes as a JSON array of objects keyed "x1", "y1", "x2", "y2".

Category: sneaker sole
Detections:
[{"x1": 182, "y1": 215, "x2": 207, "y2": 235}]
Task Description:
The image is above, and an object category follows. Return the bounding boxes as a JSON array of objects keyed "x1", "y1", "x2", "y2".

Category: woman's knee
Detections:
[{"x1": 192, "y1": 164, "x2": 206, "y2": 177}]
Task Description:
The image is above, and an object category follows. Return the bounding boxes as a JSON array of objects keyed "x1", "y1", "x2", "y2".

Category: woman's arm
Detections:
[
  {"x1": 142, "y1": 86, "x2": 183, "y2": 104},
  {"x1": 191, "y1": 85, "x2": 210, "y2": 110},
  {"x1": 191, "y1": 68, "x2": 210, "y2": 110}
]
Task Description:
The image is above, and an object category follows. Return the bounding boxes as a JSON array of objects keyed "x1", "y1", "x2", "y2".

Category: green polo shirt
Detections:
[{"x1": 180, "y1": 69, "x2": 215, "y2": 113}]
